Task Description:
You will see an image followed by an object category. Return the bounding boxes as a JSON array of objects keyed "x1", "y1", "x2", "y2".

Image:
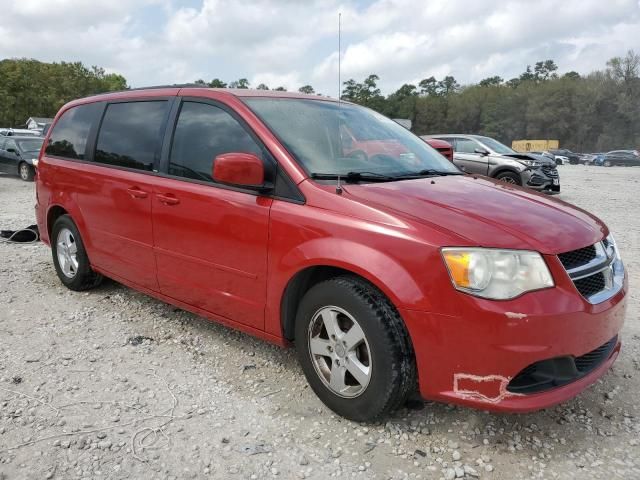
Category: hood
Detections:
[
  {"x1": 502, "y1": 153, "x2": 556, "y2": 166},
  {"x1": 342, "y1": 175, "x2": 606, "y2": 254}
]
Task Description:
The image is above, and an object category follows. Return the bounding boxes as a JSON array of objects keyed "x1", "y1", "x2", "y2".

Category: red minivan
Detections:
[{"x1": 35, "y1": 87, "x2": 627, "y2": 421}]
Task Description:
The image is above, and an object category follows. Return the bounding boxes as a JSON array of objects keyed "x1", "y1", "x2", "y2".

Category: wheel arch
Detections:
[{"x1": 276, "y1": 242, "x2": 427, "y2": 342}]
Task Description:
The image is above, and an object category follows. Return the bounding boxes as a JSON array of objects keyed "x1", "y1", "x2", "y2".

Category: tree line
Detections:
[
  {"x1": 2, "y1": 52, "x2": 638, "y2": 152},
  {"x1": 339, "y1": 52, "x2": 640, "y2": 153},
  {"x1": 0, "y1": 59, "x2": 127, "y2": 127}
]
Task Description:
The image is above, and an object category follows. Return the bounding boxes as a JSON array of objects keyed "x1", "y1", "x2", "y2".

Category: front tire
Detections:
[
  {"x1": 495, "y1": 171, "x2": 521, "y2": 185},
  {"x1": 19, "y1": 162, "x2": 35, "y2": 181},
  {"x1": 295, "y1": 276, "x2": 416, "y2": 421},
  {"x1": 51, "y1": 215, "x2": 103, "y2": 291},
  {"x1": 604, "y1": 160, "x2": 612, "y2": 167}
]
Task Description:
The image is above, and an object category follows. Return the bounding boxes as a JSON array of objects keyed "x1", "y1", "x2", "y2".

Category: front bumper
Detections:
[
  {"x1": 401, "y1": 263, "x2": 627, "y2": 412},
  {"x1": 523, "y1": 166, "x2": 560, "y2": 193}
]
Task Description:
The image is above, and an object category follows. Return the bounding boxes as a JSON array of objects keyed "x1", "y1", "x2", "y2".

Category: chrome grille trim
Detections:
[{"x1": 559, "y1": 240, "x2": 624, "y2": 304}]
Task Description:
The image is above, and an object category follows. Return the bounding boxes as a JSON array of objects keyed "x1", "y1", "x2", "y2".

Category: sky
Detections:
[{"x1": 1, "y1": 0, "x2": 639, "y2": 95}]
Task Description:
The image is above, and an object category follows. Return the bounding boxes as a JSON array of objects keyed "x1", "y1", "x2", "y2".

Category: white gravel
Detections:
[{"x1": 0, "y1": 165, "x2": 639, "y2": 480}]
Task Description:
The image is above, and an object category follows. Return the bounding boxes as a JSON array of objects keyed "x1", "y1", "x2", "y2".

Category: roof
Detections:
[
  {"x1": 1, "y1": 135, "x2": 44, "y2": 141},
  {"x1": 27, "y1": 117, "x2": 54, "y2": 124},
  {"x1": 72, "y1": 86, "x2": 339, "y2": 103}
]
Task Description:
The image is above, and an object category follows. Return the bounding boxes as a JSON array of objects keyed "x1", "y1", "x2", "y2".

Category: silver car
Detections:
[{"x1": 423, "y1": 134, "x2": 560, "y2": 193}]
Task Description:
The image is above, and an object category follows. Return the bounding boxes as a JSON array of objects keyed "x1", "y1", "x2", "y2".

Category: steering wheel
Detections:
[
  {"x1": 347, "y1": 150, "x2": 368, "y2": 162},
  {"x1": 369, "y1": 153, "x2": 399, "y2": 167}
]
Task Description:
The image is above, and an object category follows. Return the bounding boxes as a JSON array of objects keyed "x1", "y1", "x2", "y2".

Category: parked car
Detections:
[
  {"x1": 423, "y1": 138, "x2": 453, "y2": 161},
  {"x1": 0, "y1": 135, "x2": 43, "y2": 181},
  {"x1": 601, "y1": 150, "x2": 640, "y2": 167},
  {"x1": 593, "y1": 154, "x2": 606, "y2": 166},
  {"x1": 423, "y1": 134, "x2": 560, "y2": 193},
  {"x1": 36, "y1": 87, "x2": 626, "y2": 421},
  {"x1": 0, "y1": 128, "x2": 42, "y2": 137},
  {"x1": 548, "y1": 149, "x2": 580, "y2": 165}
]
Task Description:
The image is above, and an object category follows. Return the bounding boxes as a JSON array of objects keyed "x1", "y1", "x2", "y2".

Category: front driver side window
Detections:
[
  {"x1": 169, "y1": 102, "x2": 263, "y2": 183},
  {"x1": 455, "y1": 138, "x2": 482, "y2": 154}
]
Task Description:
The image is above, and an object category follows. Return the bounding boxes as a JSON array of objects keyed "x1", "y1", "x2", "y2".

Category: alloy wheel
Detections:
[
  {"x1": 56, "y1": 227, "x2": 79, "y2": 278},
  {"x1": 19, "y1": 163, "x2": 30, "y2": 180},
  {"x1": 307, "y1": 306, "x2": 372, "y2": 398}
]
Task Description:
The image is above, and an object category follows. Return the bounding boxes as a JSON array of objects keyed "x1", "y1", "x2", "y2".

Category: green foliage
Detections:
[
  {"x1": 209, "y1": 78, "x2": 227, "y2": 88},
  {"x1": 345, "y1": 52, "x2": 640, "y2": 152},
  {"x1": 256, "y1": 83, "x2": 270, "y2": 90},
  {"x1": 298, "y1": 85, "x2": 315, "y2": 94},
  {"x1": 0, "y1": 58, "x2": 127, "y2": 127},
  {"x1": 229, "y1": 78, "x2": 250, "y2": 89}
]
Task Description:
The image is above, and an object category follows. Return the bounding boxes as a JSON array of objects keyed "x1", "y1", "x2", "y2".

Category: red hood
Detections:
[{"x1": 341, "y1": 175, "x2": 606, "y2": 254}]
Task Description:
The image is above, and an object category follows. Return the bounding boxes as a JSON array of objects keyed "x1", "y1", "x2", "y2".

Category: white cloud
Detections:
[{"x1": 0, "y1": 0, "x2": 638, "y2": 95}]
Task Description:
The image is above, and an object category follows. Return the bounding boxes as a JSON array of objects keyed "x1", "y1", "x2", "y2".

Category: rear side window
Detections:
[
  {"x1": 168, "y1": 102, "x2": 262, "y2": 182},
  {"x1": 95, "y1": 101, "x2": 168, "y2": 171},
  {"x1": 45, "y1": 103, "x2": 102, "y2": 159},
  {"x1": 455, "y1": 138, "x2": 481, "y2": 154}
]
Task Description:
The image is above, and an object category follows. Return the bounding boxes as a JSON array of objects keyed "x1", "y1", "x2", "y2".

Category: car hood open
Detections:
[{"x1": 342, "y1": 175, "x2": 606, "y2": 254}]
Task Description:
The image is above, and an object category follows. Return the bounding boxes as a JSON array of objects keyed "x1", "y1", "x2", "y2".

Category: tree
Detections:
[
  {"x1": 0, "y1": 58, "x2": 128, "y2": 127},
  {"x1": 534, "y1": 60, "x2": 558, "y2": 81},
  {"x1": 563, "y1": 71, "x2": 581, "y2": 80},
  {"x1": 607, "y1": 50, "x2": 640, "y2": 84},
  {"x1": 298, "y1": 85, "x2": 315, "y2": 94},
  {"x1": 274, "y1": 86, "x2": 287, "y2": 91},
  {"x1": 438, "y1": 76, "x2": 460, "y2": 96},
  {"x1": 418, "y1": 77, "x2": 438, "y2": 95},
  {"x1": 193, "y1": 79, "x2": 207, "y2": 86},
  {"x1": 256, "y1": 83, "x2": 270, "y2": 90},
  {"x1": 229, "y1": 78, "x2": 250, "y2": 89},
  {"x1": 479, "y1": 76, "x2": 503, "y2": 87},
  {"x1": 209, "y1": 78, "x2": 227, "y2": 88}
]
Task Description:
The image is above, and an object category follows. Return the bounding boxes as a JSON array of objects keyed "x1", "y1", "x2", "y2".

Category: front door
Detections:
[
  {"x1": 452, "y1": 138, "x2": 489, "y2": 175},
  {"x1": 152, "y1": 100, "x2": 272, "y2": 330}
]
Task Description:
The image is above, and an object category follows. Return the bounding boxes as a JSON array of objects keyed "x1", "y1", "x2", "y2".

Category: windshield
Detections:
[
  {"x1": 477, "y1": 136, "x2": 516, "y2": 155},
  {"x1": 17, "y1": 139, "x2": 44, "y2": 153},
  {"x1": 244, "y1": 98, "x2": 460, "y2": 177}
]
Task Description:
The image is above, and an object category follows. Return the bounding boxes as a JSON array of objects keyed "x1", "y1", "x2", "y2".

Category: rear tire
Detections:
[
  {"x1": 51, "y1": 215, "x2": 103, "y2": 291},
  {"x1": 18, "y1": 162, "x2": 34, "y2": 181},
  {"x1": 604, "y1": 160, "x2": 612, "y2": 167},
  {"x1": 295, "y1": 275, "x2": 416, "y2": 421},
  {"x1": 495, "y1": 171, "x2": 521, "y2": 185}
]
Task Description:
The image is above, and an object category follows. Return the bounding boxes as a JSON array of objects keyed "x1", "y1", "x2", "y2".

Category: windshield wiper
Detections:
[
  {"x1": 311, "y1": 171, "x2": 399, "y2": 182},
  {"x1": 398, "y1": 169, "x2": 464, "y2": 177}
]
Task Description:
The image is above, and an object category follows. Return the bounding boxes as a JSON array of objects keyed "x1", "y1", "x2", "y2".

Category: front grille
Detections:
[
  {"x1": 558, "y1": 245, "x2": 597, "y2": 270},
  {"x1": 574, "y1": 272, "x2": 605, "y2": 297},
  {"x1": 542, "y1": 165, "x2": 558, "y2": 178},
  {"x1": 557, "y1": 240, "x2": 623, "y2": 304},
  {"x1": 507, "y1": 336, "x2": 617, "y2": 394}
]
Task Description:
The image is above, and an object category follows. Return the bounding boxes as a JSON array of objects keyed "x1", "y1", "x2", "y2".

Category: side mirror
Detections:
[
  {"x1": 213, "y1": 152, "x2": 268, "y2": 190},
  {"x1": 474, "y1": 148, "x2": 489, "y2": 156}
]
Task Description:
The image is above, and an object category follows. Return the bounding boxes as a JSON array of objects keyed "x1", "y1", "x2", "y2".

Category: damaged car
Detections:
[{"x1": 424, "y1": 134, "x2": 560, "y2": 193}]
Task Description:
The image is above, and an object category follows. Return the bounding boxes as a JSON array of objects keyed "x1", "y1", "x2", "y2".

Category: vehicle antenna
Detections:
[{"x1": 336, "y1": 12, "x2": 343, "y2": 195}]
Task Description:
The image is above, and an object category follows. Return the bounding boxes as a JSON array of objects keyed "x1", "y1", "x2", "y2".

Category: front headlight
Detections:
[
  {"x1": 441, "y1": 248, "x2": 554, "y2": 299},
  {"x1": 520, "y1": 159, "x2": 542, "y2": 167}
]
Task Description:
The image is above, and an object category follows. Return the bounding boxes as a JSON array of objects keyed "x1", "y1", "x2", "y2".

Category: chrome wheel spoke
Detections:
[
  {"x1": 320, "y1": 309, "x2": 342, "y2": 339},
  {"x1": 56, "y1": 227, "x2": 78, "y2": 279},
  {"x1": 342, "y1": 323, "x2": 365, "y2": 351},
  {"x1": 309, "y1": 336, "x2": 332, "y2": 356},
  {"x1": 329, "y1": 362, "x2": 347, "y2": 393},
  {"x1": 346, "y1": 355, "x2": 370, "y2": 386}
]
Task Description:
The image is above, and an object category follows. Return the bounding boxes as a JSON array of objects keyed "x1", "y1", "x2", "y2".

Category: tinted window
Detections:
[
  {"x1": 45, "y1": 103, "x2": 101, "y2": 159},
  {"x1": 169, "y1": 102, "x2": 262, "y2": 182},
  {"x1": 456, "y1": 138, "x2": 481, "y2": 154},
  {"x1": 95, "y1": 101, "x2": 168, "y2": 171}
]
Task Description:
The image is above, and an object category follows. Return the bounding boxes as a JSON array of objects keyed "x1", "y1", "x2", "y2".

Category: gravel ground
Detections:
[{"x1": 0, "y1": 166, "x2": 639, "y2": 480}]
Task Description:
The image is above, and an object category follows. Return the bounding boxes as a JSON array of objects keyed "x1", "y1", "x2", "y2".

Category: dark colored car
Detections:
[
  {"x1": 35, "y1": 87, "x2": 626, "y2": 421},
  {"x1": 548, "y1": 149, "x2": 580, "y2": 165},
  {"x1": 602, "y1": 150, "x2": 640, "y2": 167},
  {"x1": 0, "y1": 135, "x2": 44, "y2": 181},
  {"x1": 424, "y1": 134, "x2": 560, "y2": 193}
]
